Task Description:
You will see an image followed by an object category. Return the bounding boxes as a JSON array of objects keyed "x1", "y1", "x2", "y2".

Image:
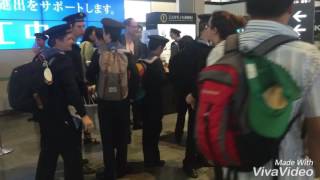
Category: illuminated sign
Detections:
[
  {"x1": 289, "y1": 0, "x2": 315, "y2": 43},
  {"x1": 0, "y1": 0, "x2": 124, "y2": 50}
]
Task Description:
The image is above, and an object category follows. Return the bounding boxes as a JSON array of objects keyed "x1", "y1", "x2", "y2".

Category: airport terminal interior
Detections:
[{"x1": 1, "y1": 0, "x2": 320, "y2": 180}]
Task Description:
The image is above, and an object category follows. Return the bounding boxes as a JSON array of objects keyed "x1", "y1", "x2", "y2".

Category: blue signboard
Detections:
[{"x1": 0, "y1": 0, "x2": 124, "y2": 50}]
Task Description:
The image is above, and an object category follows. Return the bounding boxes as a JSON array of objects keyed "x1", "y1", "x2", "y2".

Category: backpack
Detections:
[
  {"x1": 8, "y1": 54, "x2": 56, "y2": 113},
  {"x1": 196, "y1": 34, "x2": 302, "y2": 171},
  {"x1": 97, "y1": 48, "x2": 129, "y2": 101}
]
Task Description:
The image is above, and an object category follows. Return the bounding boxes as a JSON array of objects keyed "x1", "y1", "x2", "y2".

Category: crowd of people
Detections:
[{"x1": 27, "y1": 0, "x2": 320, "y2": 180}]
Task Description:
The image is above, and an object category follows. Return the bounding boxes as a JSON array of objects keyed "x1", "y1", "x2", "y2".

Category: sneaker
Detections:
[{"x1": 183, "y1": 166, "x2": 198, "y2": 178}]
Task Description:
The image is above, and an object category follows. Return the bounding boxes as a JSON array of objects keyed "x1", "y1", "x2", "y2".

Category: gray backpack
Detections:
[{"x1": 97, "y1": 48, "x2": 129, "y2": 101}]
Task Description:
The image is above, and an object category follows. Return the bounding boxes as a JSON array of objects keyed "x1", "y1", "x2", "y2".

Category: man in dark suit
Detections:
[
  {"x1": 183, "y1": 14, "x2": 214, "y2": 178},
  {"x1": 121, "y1": 18, "x2": 148, "y2": 130}
]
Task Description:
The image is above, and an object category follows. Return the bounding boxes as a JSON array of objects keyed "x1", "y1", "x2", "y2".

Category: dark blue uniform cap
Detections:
[
  {"x1": 34, "y1": 33, "x2": 48, "y2": 40},
  {"x1": 198, "y1": 14, "x2": 211, "y2": 24},
  {"x1": 101, "y1": 18, "x2": 125, "y2": 29},
  {"x1": 170, "y1": 28, "x2": 181, "y2": 35},
  {"x1": 148, "y1": 35, "x2": 169, "y2": 46},
  {"x1": 44, "y1": 24, "x2": 72, "y2": 39},
  {"x1": 62, "y1": 12, "x2": 86, "y2": 24}
]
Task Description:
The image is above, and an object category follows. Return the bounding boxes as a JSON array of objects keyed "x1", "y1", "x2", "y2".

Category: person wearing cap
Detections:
[
  {"x1": 63, "y1": 12, "x2": 88, "y2": 99},
  {"x1": 35, "y1": 24, "x2": 94, "y2": 180},
  {"x1": 179, "y1": 13, "x2": 214, "y2": 178},
  {"x1": 169, "y1": 28, "x2": 181, "y2": 60},
  {"x1": 86, "y1": 18, "x2": 138, "y2": 180},
  {"x1": 140, "y1": 35, "x2": 168, "y2": 168},
  {"x1": 32, "y1": 33, "x2": 48, "y2": 55},
  {"x1": 121, "y1": 18, "x2": 148, "y2": 130},
  {"x1": 63, "y1": 13, "x2": 97, "y2": 173}
]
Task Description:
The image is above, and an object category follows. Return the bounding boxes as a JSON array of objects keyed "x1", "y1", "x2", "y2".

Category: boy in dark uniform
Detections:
[
  {"x1": 86, "y1": 18, "x2": 138, "y2": 180},
  {"x1": 63, "y1": 13, "x2": 99, "y2": 146},
  {"x1": 169, "y1": 28, "x2": 181, "y2": 60},
  {"x1": 141, "y1": 35, "x2": 169, "y2": 167},
  {"x1": 35, "y1": 24, "x2": 94, "y2": 180}
]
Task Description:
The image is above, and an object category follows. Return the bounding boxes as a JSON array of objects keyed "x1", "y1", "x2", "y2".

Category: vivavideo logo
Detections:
[{"x1": 253, "y1": 158, "x2": 314, "y2": 177}]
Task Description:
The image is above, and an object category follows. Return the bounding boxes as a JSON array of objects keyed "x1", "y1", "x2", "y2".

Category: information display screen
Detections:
[{"x1": 0, "y1": 0, "x2": 124, "y2": 50}]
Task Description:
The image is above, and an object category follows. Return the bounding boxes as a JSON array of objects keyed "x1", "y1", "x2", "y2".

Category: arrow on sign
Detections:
[
  {"x1": 293, "y1": 11, "x2": 307, "y2": 22},
  {"x1": 294, "y1": 24, "x2": 306, "y2": 35}
]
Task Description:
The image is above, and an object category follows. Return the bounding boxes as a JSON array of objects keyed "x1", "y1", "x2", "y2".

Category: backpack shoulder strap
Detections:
[
  {"x1": 224, "y1": 34, "x2": 239, "y2": 54},
  {"x1": 248, "y1": 35, "x2": 299, "y2": 56}
]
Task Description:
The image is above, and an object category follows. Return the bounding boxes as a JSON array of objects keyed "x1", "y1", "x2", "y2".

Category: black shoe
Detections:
[
  {"x1": 144, "y1": 160, "x2": 166, "y2": 168},
  {"x1": 83, "y1": 163, "x2": 96, "y2": 174},
  {"x1": 183, "y1": 166, "x2": 198, "y2": 178},
  {"x1": 197, "y1": 159, "x2": 214, "y2": 168},
  {"x1": 81, "y1": 158, "x2": 89, "y2": 165},
  {"x1": 174, "y1": 132, "x2": 183, "y2": 144},
  {"x1": 83, "y1": 137, "x2": 100, "y2": 145}
]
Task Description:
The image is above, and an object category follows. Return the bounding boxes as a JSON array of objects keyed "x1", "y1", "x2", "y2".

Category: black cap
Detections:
[
  {"x1": 198, "y1": 14, "x2": 211, "y2": 24},
  {"x1": 148, "y1": 35, "x2": 169, "y2": 46},
  {"x1": 101, "y1": 18, "x2": 125, "y2": 29},
  {"x1": 34, "y1": 33, "x2": 48, "y2": 40},
  {"x1": 170, "y1": 28, "x2": 181, "y2": 35},
  {"x1": 62, "y1": 12, "x2": 86, "y2": 24},
  {"x1": 44, "y1": 24, "x2": 72, "y2": 39}
]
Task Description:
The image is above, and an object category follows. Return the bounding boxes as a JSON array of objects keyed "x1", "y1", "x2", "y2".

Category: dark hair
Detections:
[
  {"x1": 199, "y1": 21, "x2": 208, "y2": 34},
  {"x1": 95, "y1": 28, "x2": 104, "y2": 41},
  {"x1": 148, "y1": 40, "x2": 166, "y2": 51},
  {"x1": 246, "y1": 0, "x2": 294, "y2": 18},
  {"x1": 123, "y1": 18, "x2": 134, "y2": 27},
  {"x1": 48, "y1": 35, "x2": 65, "y2": 47},
  {"x1": 103, "y1": 27, "x2": 122, "y2": 42},
  {"x1": 210, "y1": 11, "x2": 246, "y2": 40},
  {"x1": 178, "y1": 36, "x2": 194, "y2": 52},
  {"x1": 82, "y1": 26, "x2": 96, "y2": 43}
]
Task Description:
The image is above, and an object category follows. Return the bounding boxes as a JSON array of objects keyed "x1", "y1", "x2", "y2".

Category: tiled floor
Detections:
[{"x1": 0, "y1": 113, "x2": 214, "y2": 180}]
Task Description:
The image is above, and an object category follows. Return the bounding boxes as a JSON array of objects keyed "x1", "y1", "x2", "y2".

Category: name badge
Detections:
[{"x1": 44, "y1": 67, "x2": 53, "y2": 85}]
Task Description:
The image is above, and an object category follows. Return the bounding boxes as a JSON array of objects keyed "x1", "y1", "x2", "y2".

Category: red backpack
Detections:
[{"x1": 196, "y1": 34, "x2": 301, "y2": 171}]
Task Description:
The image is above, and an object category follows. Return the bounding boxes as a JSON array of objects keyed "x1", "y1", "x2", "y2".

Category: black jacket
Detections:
[
  {"x1": 169, "y1": 39, "x2": 212, "y2": 97},
  {"x1": 143, "y1": 56, "x2": 166, "y2": 98},
  {"x1": 36, "y1": 52, "x2": 86, "y2": 133},
  {"x1": 65, "y1": 44, "x2": 87, "y2": 97},
  {"x1": 191, "y1": 40, "x2": 213, "y2": 98}
]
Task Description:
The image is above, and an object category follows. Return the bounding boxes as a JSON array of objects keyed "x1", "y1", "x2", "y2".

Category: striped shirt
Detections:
[{"x1": 207, "y1": 20, "x2": 320, "y2": 180}]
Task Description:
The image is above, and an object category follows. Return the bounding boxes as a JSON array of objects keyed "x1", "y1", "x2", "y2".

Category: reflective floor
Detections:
[{"x1": 0, "y1": 113, "x2": 214, "y2": 180}]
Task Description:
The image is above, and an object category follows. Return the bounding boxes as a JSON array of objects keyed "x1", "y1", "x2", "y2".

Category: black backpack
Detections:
[{"x1": 8, "y1": 54, "x2": 56, "y2": 113}]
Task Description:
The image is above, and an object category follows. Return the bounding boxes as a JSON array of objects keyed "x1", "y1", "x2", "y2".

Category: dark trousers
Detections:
[
  {"x1": 142, "y1": 96, "x2": 163, "y2": 163},
  {"x1": 36, "y1": 124, "x2": 83, "y2": 180},
  {"x1": 98, "y1": 100, "x2": 130, "y2": 180},
  {"x1": 174, "y1": 89, "x2": 188, "y2": 139},
  {"x1": 132, "y1": 100, "x2": 143, "y2": 126},
  {"x1": 183, "y1": 107, "x2": 199, "y2": 169}
]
